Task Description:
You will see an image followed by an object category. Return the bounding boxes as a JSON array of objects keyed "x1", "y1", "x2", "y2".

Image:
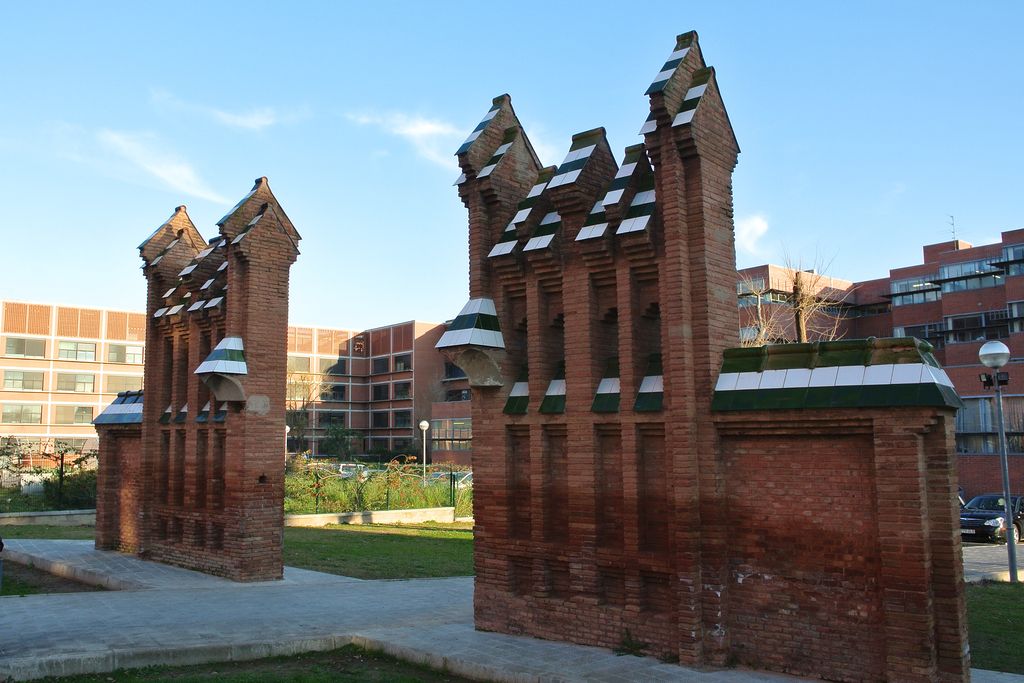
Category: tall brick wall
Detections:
[
  {"x1": 95, "y1": 177, "x2": 299, "y2": 581},
  {"x1": 440, "y1": 32, "x2": 969, "y2": 682}
]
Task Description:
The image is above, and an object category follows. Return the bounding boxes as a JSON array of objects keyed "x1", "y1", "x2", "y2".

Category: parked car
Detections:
[{"x1": 960, "y1": 494, "x2": 1023, "y2": 543}]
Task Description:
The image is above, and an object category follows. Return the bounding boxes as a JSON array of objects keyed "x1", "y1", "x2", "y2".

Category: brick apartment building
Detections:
[
  {"x1": 741, "y1": 230, "x2": 1024, "y2": 496},
  {"x1": 1, "y1": 299, "x2": 472, "y2": 467},
  {"x1": 0, "y1": 301, "x2": 146, "y2": 464}
]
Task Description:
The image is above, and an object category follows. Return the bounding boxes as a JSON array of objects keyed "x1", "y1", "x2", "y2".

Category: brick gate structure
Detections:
[
  {"x1": 438, "y1": 32, "x2": 970, "y2": 682},
  {"x1": 95, "y1": 177, "x2": 299, "y2": 581}
]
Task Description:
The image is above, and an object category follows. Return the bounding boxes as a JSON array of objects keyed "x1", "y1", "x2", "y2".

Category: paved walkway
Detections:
[
  {"x1": 963, "y1": 542, "x2": 1019, "y2": 582},
  {"x1": 1, "y1": 540, "x2": 1020, "y2": 682}
]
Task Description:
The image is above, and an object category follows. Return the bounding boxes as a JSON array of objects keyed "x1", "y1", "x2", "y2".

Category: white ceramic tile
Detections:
[
  {"x1": 597, "y1": 378, "x2": 620, "y2": 394},
  {"x1": 715, "y1": 372, "x2": 739, "y2": 392},
  {"x1": 603, "y1": 189, "x2": 624, "y2": 206},
  {"x1": 614, "y1": 163, "x2": 637, "y2": 179},
  {"x1": 631, "y1": 190, "x2": 656, "y2": 206},
  {"x1": 640, "y1": 119, "x2": 657, "y2": 135},
  {"x1": 489, "y1": 241, "x2": 516, "y2": 257},
  {"x1": 684, "y1": 83, "x2": 708, "y2": 100},
  {"x1": 835, "y1": 365, "x2": 865, "y2": 386},
  {"x1": 509, "y1": 382, "x2": 529, "y2": 397},
  {"x1": 673, "y1": 109, "x2": 696, "y2": 126},
  {"x1": 512, "y1": 208, "x2": 531, "y2": 224},
  {"x1": 478, "y1": 164, "x2": 496, "y2": 178},
  {"x1": 528, "y1": 182, "x2": 547, "y2": 197},
  {"x1": 782, "y1": 368, "x2": 812, "y2": 388},
  {"x1": 546, "y1": 379, "x2": 566, "y2": 396},
  {"x1": 735, "y1": 372, "x2": 760, "y2": 390},
  {"x1": 891, "y1": 363, "x2": 926, "y2": 384},
  {"x1": 758, "y1": 369, "x2": 787, "y2": 390},
  {"x1": 639, "y1": 375, "x2": 664, "y2": 392},
  {"x1": 862, "y1": 364, "x2": 895, "y2": 385},
  {"x1": 808, "y1": 366, "x2": 839, "y2": 387}
]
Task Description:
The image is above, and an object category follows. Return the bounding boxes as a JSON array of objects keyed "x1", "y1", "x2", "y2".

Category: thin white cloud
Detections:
[
  {"x1": 97, "y1": 129, "x2": 228, "y2": 204},
  {"x1": 735, "y1": 214, "x2": 770, "y2": 258},
  {"x1": 150, "y1": 89, "x2": 306, "y2": 131},
  {"x1": 347, "y1": 112, "x2": 462, "y2": 169}
]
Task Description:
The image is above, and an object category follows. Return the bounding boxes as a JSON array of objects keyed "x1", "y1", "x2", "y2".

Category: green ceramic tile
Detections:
[
  {"x1": 504, "y1": 395, "x2": 529, "y2": 415},
  {"x1": 634, "y1": 391, "x2": 663, "y2": 412},
  {"x1": 592, "y1": 393, "x2": 620, "y2": 413},
  {"x1": 539, "y1": 394, "x2": 566, "y2": 414},
  {"x1": 721, "y1": 347, "x2": 764, "y2": 373}
]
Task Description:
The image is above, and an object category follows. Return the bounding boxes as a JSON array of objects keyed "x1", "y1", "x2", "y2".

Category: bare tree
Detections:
[
  {"x1": 285, "y1": 370, "x2": 329, "y2": 454},
  {"x1": 738, "y1": 257, "x2": 854, "y2": 347}
]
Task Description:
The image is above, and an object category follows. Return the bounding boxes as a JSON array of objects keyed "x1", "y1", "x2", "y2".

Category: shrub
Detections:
[{"x1": 42, "y1": 469, "x2": 97, "y2": 509}]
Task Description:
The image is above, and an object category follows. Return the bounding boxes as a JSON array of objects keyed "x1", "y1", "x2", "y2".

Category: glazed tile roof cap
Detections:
[
  {"x1": 94, "y1": 391, "x2": 144, "y2": 426},
  {"x1": 713, "y1": 337, "x2": 962, "y2": 412},
  {"x1": 645, "y1": 31, "x2": 697, "y2": 96},
  {"x1": 435, "y1": 298, "x2": 504, "y2": 350},
  {"x1": 195, "y1": 336, "x2": 247, "y2": 375}
]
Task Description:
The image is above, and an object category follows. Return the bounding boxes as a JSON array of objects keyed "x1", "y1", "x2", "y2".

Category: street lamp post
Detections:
[
  {"x1": 419, "y1": 420, "x2": 430, "y2": 482},
  {"x1": 978, "y1": 340, "x2": 1019, "y2": 583}
]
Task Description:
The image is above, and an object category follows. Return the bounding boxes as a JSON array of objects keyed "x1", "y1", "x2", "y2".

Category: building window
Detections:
[
  {"x1": 938, "y1": 258, "x2": 1004, "y2": 293},
  {"x1": 55, "y1": 406, "x2": 94, "y2": 424},
  {"x1": 371, "y1": 411, "x2": 390, "y2": 428},
  {"x1": 430, "y1": 418, "x2": 472, "y2": 451},
  {"x1": 372, "y1": 384, "x2": 390, "y2": 401},
  {"x1": 889, "y1": 276, "x2": 941, "y2": 306},
  {"x1": 321, "y1": 383, "x2": 346, "y2": 402},
  {"x1": 945, "y1": 310, "x2": 1009, "y2": 344},
  {"x1": 57, "y1": 373, "x2": 95, "y2": 393},
  {"x1": 318, "y1": 411, "x2": 346, "y2": 428},
  {"x1": 369, "y1": 437, "x2": 391, "y2": 453},
  {"x1": 393, "y1": 354, "x2": 412, "y2": 372},
  {"x1": 393, "y1": 382, "x2": 412, "y2": 399},
  {"x1": 445, "y1": 388, "x2": 471, "y2": 402},
  {"x1": 736, "y1": 277, "x2": 765, "y2": 295},
  {"x1": 2, "y1": 404, "x2": 42, "y2": 424},
  {"x1": 1004, "y1": 245, "x2": 1024, "y2": 276},
  {"x1": 58, "y1": 341, "x2": 96, "y2": 361},
  {"x1": 956, "y1": 396, "x2": 1024, "y2": 454},
  {"x1": 5, "y1": 337, "x2": 45, "y2": 358},
  {"x1": 893, "y1": 323, "x2": 945, "y2": 349},
  {"x1": 444, "y1": 362, "x2": 467, "y2": 380},
  {"x1": 371, "y1": 357, "x2": 390, "y2": 374},
  {"x1": 3, "y1": 371, "x2": 44, "y2": 391},
  {"x1": 287, "y1": 356, "x2": 311, "y2": 373},
  {"x1": 319, "y1": 357, "x2": 346, "y2": 375},
  {"x1": 393, "y1": 410, "x2": 412, "y2": 428},
  {"x1": 106, "y1": 375, "x2": 143, "y2": 393},
  {"x1": 108, "y1": 344, "x2": 144, "y2": 364},
  {"x1": 392, "y1": 438, "x2": 412, "y2": 452}
]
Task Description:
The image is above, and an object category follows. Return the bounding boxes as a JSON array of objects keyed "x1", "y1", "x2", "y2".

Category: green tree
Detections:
[{"x1": 321, "y1": 424, "x2": 363, "y2": 460}]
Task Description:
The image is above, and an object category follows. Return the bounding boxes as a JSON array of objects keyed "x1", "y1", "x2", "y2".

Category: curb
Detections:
[{"x1": 2, "y1": 549, "x2": 144, "y2": 591}]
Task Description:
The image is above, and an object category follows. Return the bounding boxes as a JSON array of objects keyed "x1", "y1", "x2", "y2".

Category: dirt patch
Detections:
[{"x1": 1, "y1": 560, "x2": 103, "y2": 596}]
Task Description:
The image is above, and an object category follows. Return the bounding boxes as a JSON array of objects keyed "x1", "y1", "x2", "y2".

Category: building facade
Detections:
[
  {"x1": 284, "y1": 320, "x2": 472, "y2": 464},
  {"x1": 0, "y1": 300, "x2": 146, "y2": 463},
  {"x1": 740, "y1": 230, "x2": 1024, "y2": 496},
  {"x1": 1, "y1": 299, "x2": 471, "y2": 467}
]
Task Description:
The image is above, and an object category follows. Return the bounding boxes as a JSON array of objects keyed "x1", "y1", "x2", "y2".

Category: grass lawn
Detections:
[
  {"x1": 35, "y1": 644, "x2": 471, "y2": 682},
  {"x1": 1, "y1": 561, "x2": 101, "y2": 596},
  {"x1": 283, "y1": 523, "x2": 473, "y2": 579},
  {"x1": 965, "y1": 581, "x2": 1024, "y2": 674}
]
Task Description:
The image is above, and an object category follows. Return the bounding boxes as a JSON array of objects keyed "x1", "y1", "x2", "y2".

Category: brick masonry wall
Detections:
[
  {"x1": 95, "y1": 181, "x2": 298, "y2": 582},
  {"x1": 713, "y1": 408, "x2": 969, "y2": 683},
  {"x1": 454, "y1": 32, "x2": 969, "y2": 683}
]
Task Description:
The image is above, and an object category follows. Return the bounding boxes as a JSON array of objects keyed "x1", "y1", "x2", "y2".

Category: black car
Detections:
[{"x1": 960, "y1": 494, "x2": 1023, "y2": 543}]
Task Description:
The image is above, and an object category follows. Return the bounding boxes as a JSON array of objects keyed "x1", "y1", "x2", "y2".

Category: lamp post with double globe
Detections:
[{"x1": 978, "y1": 340, "x2": 1018, "y2": 583}]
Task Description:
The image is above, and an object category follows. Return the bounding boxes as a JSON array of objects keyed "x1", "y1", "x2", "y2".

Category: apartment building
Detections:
[
  {"x1": 740, "y1": 229, "x2": 1024, "y2": 496},
  {"x1": 284, "y1": 320, "x2": 472, "y2": 464},
  {"x1": 1, "y1": 300, "x2": 471, "y2": 466},
  {"x1": 0, "y1": 301, "x2": 146, "y2": 462}
]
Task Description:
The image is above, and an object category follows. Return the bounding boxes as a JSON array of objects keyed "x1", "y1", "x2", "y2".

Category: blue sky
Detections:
[{"x1": 1, "y1": 2, "x2": 1021, "y2": 330}]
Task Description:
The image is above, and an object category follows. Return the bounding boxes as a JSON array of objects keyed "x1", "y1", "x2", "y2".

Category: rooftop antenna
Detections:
[{"x1": 949, "y1": 215, "x2": 957, "y2": 245}]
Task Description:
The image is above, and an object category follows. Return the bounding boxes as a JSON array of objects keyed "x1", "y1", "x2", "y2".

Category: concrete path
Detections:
[
  {"x1": 1, "y1": 540, "x2": 1020, "y2": 682},
  {"x1": 962, "y1": 541, "x2": 1019, "y2": 582}
]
